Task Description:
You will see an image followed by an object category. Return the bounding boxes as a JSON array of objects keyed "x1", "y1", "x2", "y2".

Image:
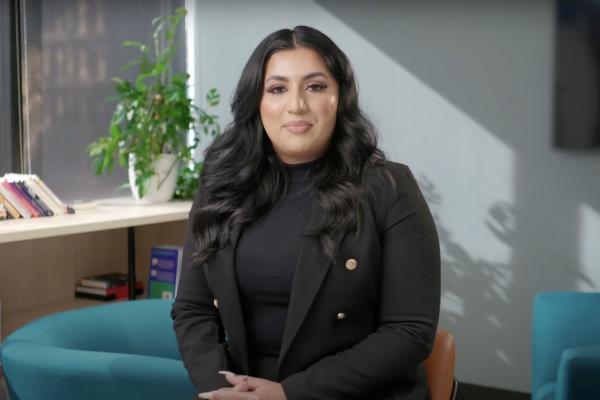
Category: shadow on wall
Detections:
[
  {"x1": 420, "y1": 175, "x2": 594, "y2": 386},
  {"x1": 315, "y1": 0, "x2": 600, "y2": 391}
]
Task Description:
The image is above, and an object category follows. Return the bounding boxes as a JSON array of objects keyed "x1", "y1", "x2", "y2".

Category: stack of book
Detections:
[
  {"x1": 75, "y1": 272, "x2": 144, "y2": 301},
  {"x1": 0, "y1": 173, "x2": 69, "y2": 219}
]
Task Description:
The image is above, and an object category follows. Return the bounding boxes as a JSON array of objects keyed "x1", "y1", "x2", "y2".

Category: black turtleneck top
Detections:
[{"x1": 234, "y1": 160, "x2": 316, "y2": 380}]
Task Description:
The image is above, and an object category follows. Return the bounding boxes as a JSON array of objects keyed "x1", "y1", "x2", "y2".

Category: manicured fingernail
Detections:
[
  {"x1": 198, "y1": 392, "x2": 213, "y2": 399},
  {"x1": 218, "y1": 370, "x2": 235, "y2": 376}
]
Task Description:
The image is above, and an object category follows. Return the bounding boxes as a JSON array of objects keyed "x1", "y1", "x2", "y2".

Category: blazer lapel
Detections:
[
  {"x1": 207, "y1": 200, "x2": 347, "y2": 375},
  {"x1": 277, "y1": 201, "x2": 346, "y2": 371},
  {"x1": 207, "y1": 222, "x2": 249, "y2": 372}
]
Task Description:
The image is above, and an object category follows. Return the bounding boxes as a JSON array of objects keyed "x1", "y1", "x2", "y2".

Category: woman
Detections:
[{"x1": 171, "y1": 25, "x2": 440, "y2": 400}]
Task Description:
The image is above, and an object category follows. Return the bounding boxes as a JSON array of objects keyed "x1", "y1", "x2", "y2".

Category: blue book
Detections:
[{"x1": 147, "y1": 246, "x2": 183, "y2": 300}]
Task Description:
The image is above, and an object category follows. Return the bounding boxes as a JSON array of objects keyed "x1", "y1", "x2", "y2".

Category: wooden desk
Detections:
[
  {"x1": 0, "y1": 198, "x2": 192, "y2": 243},
  {"x1": 0, "y1": 198, "x2": 192, "y2": 340}
]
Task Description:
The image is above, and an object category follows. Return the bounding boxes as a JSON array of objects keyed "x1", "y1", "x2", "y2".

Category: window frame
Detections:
[{"x1": 1, "y1": 0, "x2": 24, "y2": 174}]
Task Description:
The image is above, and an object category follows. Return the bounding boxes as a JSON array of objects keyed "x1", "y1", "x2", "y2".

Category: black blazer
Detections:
[{"x1": 171, "y1": 161, "x2": 440, "y2": 400}]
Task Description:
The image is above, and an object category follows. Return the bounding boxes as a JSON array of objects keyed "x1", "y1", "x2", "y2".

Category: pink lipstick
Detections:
[{"x1": 284, "y1": 120, "x2": 313, "y2": 133}]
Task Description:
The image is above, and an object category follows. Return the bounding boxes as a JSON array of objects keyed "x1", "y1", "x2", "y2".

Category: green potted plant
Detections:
[{"x1": 87, "y1": 7, "x2": 220, "y2": 203}]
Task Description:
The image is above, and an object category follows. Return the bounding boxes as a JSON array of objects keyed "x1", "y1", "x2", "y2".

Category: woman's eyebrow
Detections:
[
  {"x1": 302, "y1": 71, "x2": 328, "y2": 80},
  {"x1": 265, "y1": 71, "x2": 328, "y2": 83}
]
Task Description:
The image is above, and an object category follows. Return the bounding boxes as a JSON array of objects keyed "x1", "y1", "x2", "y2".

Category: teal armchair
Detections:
[
  {"x1": 0, "y1": 299, "x2": 196, "y2": 400},
  {"x1": 532, "y1": 292, "x2": 600, "y2": 400}
]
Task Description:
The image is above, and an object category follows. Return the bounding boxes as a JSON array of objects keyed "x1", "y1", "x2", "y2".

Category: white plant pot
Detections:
[{"x1": 128, "y1": 153, "x2": 179, "y2": 204}]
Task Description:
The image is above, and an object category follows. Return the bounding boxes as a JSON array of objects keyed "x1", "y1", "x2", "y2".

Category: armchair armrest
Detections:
[
  {"x1": 555, "y1": 346, "x2": 600, "y2": 400},
  {"x1": 2, "y1": 342, "x2": 195, "y2": 400}
]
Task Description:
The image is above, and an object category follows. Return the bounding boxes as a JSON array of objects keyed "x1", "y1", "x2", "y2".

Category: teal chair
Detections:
[
  {"x1": 532, "y1": 292, "x2": 600, "y2": 400},
  {"x1": 0, "y1": 299, "x2": 196, "y2": 400}
]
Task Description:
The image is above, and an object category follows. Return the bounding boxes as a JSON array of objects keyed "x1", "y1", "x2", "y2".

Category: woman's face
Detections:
[{"x1": 260, "y1": 46, "x2": 339, "y2": 164}]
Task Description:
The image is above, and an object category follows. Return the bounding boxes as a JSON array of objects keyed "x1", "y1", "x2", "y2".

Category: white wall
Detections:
[{"x1": 188, "y1": 0, "x2": 600, "y2": 393}]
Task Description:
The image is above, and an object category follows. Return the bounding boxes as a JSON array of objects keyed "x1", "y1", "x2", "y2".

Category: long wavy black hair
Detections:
[{"x1": 191, "y1": 25, "x2": 387, "y2": 268}]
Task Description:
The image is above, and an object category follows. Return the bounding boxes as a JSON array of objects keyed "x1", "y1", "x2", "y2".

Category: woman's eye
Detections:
[
  {"x1": 307, "y1": 83, "x2": 327, "y2": 92},
  {"x1": 267, "y1": 86, "x2": 286, "y2": 94}
]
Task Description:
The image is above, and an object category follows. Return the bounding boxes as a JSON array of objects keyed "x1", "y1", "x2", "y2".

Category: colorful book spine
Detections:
[
  {"x1": 0, "y1": 192, "x2": 20, "y2": 219},
  {"x1": 25, "y1": 177, "x2": 64, "y2": 215},
  {"x1": 18, "y1": 181, "x2": 54, "y2": 216},
  {"x1": 1, "y1": 173, "x2": 68, "y2": 217},
  {"x1": 4, "y1": 181, "x2": 40, "y2": 217},
  {"x1": 0, "y1": 180, "x2": 32, "y2": 218},
  {"x1": 13, "y1": 181, "x2": 49, "y2": 217},
  {"x1": 30, "y1": 175, "x2": 68, "y2": 214}
]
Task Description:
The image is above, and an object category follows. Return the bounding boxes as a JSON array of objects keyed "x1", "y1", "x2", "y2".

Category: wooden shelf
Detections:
[
  {"x1": 1, "y1": 298, "x2": 103, "y2": 341},
  {"x1": 0, "y1": 198, "x2": 192, "y2": 244},
  {"x1": 0, "y1": 197, "x2": 191, "y2": 341}
]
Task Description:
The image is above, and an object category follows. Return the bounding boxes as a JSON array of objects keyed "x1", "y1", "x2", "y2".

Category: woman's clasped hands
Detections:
[{"x1": 198, "y1": 371, "x2": 287, "y2": 400}]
